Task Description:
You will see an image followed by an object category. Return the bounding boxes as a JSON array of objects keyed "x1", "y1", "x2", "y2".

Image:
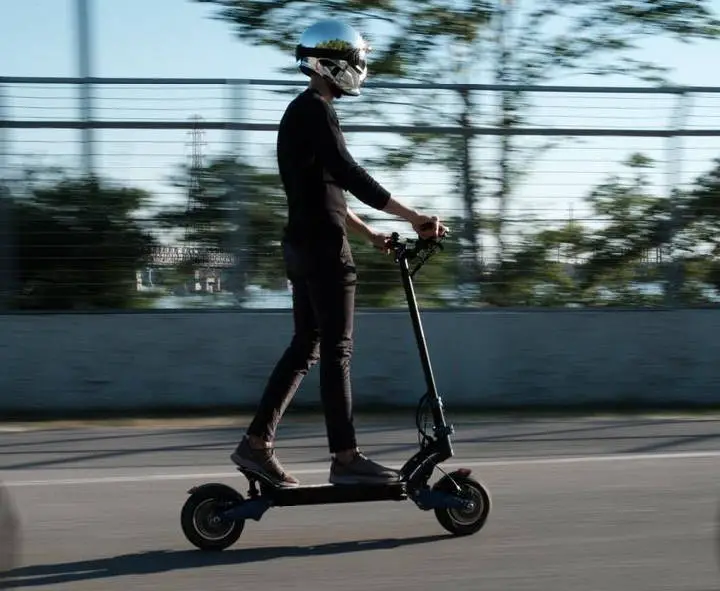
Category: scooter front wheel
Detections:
[
  {"x1": 181, "y1": 483, "x2": 245, "y2": 551},
  {"x1": 432, "y1": 472, "x2": 491, "y2": 536}
]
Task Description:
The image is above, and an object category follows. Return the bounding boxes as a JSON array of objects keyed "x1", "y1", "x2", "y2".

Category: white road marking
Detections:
[{"x1": 2, "y1": 450, "x2": 720, "y2": 488}]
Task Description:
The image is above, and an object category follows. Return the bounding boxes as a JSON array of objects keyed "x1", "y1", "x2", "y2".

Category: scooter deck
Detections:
[
  {"x1": 264, "y1": 482, "x2": 408, "y2": 506},
  {"x1": 236, "y1": 467, "x2": 409, "y2": 506}
]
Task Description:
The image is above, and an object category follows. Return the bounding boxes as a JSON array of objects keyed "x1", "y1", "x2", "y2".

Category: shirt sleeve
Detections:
[{"x1": 307, "y1": 97, "x2": 391, "y2": 211}]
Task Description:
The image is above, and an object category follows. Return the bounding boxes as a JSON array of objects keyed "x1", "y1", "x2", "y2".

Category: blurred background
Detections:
[
  {"x1": 2, "y1": 0, "x2": 720, "y2": 312},
  {"x1": 2, "y1": 2, "x2": 720, "y2": 590}
]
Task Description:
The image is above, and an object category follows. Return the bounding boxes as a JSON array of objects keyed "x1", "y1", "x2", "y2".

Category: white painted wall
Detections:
[{"x1": 1, "y1": 309, "x2": 719, "y2": 415}]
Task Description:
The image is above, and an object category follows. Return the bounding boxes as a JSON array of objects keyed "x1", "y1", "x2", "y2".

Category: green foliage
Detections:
[
  {"x1": 477, "y1": 153, "x2": 720, "y2": 307},
  {"x1": 195, "y1": 0, "x2": 720, "y2": 290},
  {"x1": 153, "y1": 156, "x2": 289, "y2": 296},
  {"x1": 152, "y1": 154, "x2": 461, "y2": 307},
  {"x1": 195, "y1": 0, "x2": 492, "y2": 78},
  {"x1": 8, "y1": 171, "x2": 157, "y2": 310},
  {"x1": 496, "y1": 1, "x2": 720, "y2": 86},
  {"x1": 7, "y1": 151, "x2": 720, "y2": 310},
  {"x1": 348, "y1": 213, "x2": 464, "y2": 307},
  {"x1": 106, "y1": 1, "x2": 719, "y2": 309},
  {"x1": 473, "y1": 0, "x2": 719, "y2": 262}
]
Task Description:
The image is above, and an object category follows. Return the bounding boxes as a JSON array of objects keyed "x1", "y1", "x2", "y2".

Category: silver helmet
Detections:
[{"x1": 295, "y1": 19, "x2": 370, "y2": 97}]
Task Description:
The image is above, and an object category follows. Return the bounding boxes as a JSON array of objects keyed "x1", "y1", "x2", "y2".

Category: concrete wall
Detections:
[{"x1": 1, "y1": 309, "x2": 719, "y2": 416}]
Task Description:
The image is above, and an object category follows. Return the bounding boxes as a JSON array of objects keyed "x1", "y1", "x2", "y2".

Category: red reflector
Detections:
[{"x1": 455, "y1": 468, "x2": 472, "y2": 477}]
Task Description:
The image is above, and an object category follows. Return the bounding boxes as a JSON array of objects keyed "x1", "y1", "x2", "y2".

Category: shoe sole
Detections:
[{"x1": 230, "y1": 452, "x2": 300, "y2": 488}]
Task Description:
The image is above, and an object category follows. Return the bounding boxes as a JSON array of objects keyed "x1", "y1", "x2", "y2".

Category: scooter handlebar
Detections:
[{"x1": 388, "y1": 230, "x2": 449, "y2": 274}]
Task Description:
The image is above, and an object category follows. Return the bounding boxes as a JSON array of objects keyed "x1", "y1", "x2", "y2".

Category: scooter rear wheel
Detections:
[
  {"x1": 181, "y1": 483, "x2": 245, "y2": 551},
  {"x1": 432, "y1": 473, "x2": 491, "y2": 536}
]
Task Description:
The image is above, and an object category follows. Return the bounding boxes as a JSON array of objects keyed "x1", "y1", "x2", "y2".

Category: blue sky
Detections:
[
  {"x1": 3, "y1": 0, "x2": 720, "y2": 82},
  {"x1": 2, "y1": 0, "x2": 720, "y2": 251}
]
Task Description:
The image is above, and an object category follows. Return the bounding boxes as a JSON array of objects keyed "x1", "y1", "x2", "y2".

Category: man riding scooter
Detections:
[{"x1": 230, "y1": 18, "x2": 448, "y2": 487}]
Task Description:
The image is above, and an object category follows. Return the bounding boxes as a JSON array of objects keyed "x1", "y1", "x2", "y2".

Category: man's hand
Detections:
[
  {"x1": 412, "y1": 214, "x2": 448, "y2": 240},
  {"x1": 380, "y1": 198, "x2": 448, "y2": 240},
  {"x1": 346, "y1": 208, "x2": 392, "y2": 254},
  {"x1": 370, "y1": 231, "x2": 392, "y2": 254}
]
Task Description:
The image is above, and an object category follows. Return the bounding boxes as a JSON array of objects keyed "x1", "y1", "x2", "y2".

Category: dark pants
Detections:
[{"x1": 246, "y1": 235, "x2": 358, "y2": 453}]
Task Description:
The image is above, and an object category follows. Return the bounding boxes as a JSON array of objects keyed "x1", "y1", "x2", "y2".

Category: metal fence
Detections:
[{"x1": 1, "y1": 76, "x2": 720, "y2": 310}]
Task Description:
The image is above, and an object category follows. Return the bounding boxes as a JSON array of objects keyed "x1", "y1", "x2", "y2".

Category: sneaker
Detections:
[
  {"x1": 230, "y1": 437, "x2": 300, "y2": 488},
  {"x1": 329, "y1": 451, "x2": 400, "y2": 485}
]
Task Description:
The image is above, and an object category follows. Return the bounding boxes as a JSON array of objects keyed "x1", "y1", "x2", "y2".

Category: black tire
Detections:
[
  {"x1": 433, "y1": 472, "x2": 491, "y2": 536},
  {"x1": 181, "y1": 483, "x2": 245, "y2": 551}
]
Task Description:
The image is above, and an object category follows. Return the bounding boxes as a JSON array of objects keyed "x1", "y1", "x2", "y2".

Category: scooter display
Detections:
[{"x1": 180, "y1": 230, "x2": 491, "y2": 551}]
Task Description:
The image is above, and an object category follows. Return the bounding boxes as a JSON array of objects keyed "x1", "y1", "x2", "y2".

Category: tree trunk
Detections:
[{"x1": 459, "y1": 88, "x2": 482, "y2": 284}]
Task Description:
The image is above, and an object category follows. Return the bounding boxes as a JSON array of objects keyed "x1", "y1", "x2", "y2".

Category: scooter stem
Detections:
[{"x1": 399, "y1": 255, "x2": 449, "y2": 430}]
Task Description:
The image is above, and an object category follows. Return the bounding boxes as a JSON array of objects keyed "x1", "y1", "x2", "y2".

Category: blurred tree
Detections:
[
  {"x1": 668, "y1": 156, "x2": 720, "y2": 303},
  {"x1": 472, "y1": 0, "x2": 719, "y2": 264},
  {"x1": 576, "y1": 154, "x2": 720, "y2": 306},
  {"x1": 195, "y1": 0, "x2": 720, "y2": 290},
  {"x1": 348, "y1": 213, "x2": 465, "y2": 307},
  {"x1": 155, "y1": 154, "x2": 461, "y2": 307},
  {"x1": 9, "y1": 170, "x2": 157, "y2": 310},
  {"x1": 482, "y1": 152, "x2": 720, "y2": 307},
  {"x1": 568, "y1": 154, "x2": 663, "y2": 283},
  {"x1": 480, "y1": 153, "x2": 665, "y2": 306},
  {"x1": 153, "y1": 156, "x2": 289, "y2": 302}
]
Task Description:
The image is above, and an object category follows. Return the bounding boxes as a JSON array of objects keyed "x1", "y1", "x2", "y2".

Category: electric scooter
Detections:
[{"x1": 180, "y1": 230, "x2": 492, "y2": 551}]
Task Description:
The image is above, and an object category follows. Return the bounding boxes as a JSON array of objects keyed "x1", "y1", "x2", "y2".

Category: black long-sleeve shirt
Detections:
[{"x1": 276, "y1": 87, "x2": 391, "y2": 245}]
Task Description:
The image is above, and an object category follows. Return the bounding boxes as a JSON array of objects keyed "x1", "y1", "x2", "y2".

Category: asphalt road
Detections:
[{"x1": 0, "y1": 415, "x2": 719, "y2": 591}]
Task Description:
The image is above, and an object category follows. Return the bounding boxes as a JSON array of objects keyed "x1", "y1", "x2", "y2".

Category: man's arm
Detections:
[
  {"x1": 309, "y1": 99, "x2": 392, "y2": 211},
  {"x1": 346, "y1": 208, "x2": 376, "y2": 241},
  {"x1": 347, "y1": 207, "x2": 394, "y2": 252},
  {"x1": 380, "y1": 197, "x2": 422, "y2": 227},
  {"x1": 309, "y1": 99, "x2": 444, "y2": 238}
]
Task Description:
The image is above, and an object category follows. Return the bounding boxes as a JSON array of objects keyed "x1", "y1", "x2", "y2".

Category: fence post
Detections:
[
  {"x1": 228, "y1": 80, "x2": 246, "y2": 157},
  {"x1": 664, "y1": 90, "x2": 689, "y2": 307},
  {"x1": 225, "y1": 79, "x2": 249, "y2": 304},
  {"x1": 458, "y1": 86, "x2": 482, "y2": 293},
  {"x1": 76, "y1": 0, "x2": 95, "y2": 177},
  {"x1": 0, "y1": 82, "x2": 16, "y2": 310}
]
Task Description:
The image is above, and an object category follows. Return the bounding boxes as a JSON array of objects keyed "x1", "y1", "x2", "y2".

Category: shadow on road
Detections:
[
  {"x1": 3, "y1": 417, "x2": 719, "y2": 472},
  {"x1": 0, "y1": 482, "x2": 21, "y2": 582},
  {"x1": 0, "y1": 424, "x2": 405, "y2": 471},
  {"x1": 3, "y1": 534, "x2": 451, "y2": 588}
]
